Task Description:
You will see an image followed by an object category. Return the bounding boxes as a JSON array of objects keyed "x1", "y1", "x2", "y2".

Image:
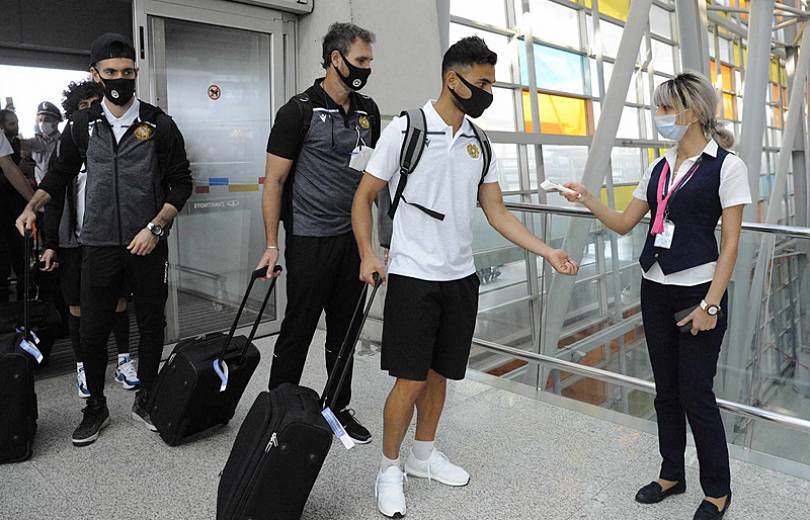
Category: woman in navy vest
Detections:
[{"x1": 562, "y1": 71, "x2": 751, "y2": 520}]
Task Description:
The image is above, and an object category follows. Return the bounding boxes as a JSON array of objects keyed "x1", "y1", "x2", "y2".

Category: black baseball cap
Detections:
[{"x1": 90, "y1": 33, "x2": 136, "y2": 67}]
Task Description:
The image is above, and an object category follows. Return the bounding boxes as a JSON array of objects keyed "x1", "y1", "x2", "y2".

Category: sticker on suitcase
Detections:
[{"x1": 321, "y1": 407, "x2": 355, "y2": 450}]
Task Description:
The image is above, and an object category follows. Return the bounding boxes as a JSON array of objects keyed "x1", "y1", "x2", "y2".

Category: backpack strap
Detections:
[
  {"x1": 280, "y1": 94, "x2": 314, "y2": 231},
  {"x1": 291, "y1": 94, "x2": 313, "y2": 140},
  {"x1": 468, "y1": 120, "x2": 492, "y2": 187},
  {"x1": 387, "y1": 108, "x2": 445, "y2": 221}
]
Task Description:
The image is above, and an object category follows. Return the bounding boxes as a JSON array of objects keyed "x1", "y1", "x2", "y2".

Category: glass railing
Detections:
[{"x1": 466, "y1": 200, "x2": 810, "y2": 471}]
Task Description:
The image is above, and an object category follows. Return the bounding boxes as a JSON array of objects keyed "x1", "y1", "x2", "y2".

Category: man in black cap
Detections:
[
  {"x1": 17, "y1": 33, "x2": 193, "y2": 446},
  {"x1": 21, "y1": 101, "x2": 63, "y2": 185}
]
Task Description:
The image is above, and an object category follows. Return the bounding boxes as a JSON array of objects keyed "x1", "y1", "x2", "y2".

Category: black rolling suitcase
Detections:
[
  {"x1": 0, "y1": 228, "x2": 61, "y2": 367},
  {"x1": 0, "y1": 230, "x2": 41, "y2": 463},
  {"x1": 216, "y1": 274, "x2": 383, "y2": 520},
  {"x1": 149, "y1": 265, "x2": 282, "y2": 446}
]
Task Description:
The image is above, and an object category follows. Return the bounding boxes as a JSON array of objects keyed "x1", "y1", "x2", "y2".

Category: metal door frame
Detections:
[{"x1": 132, "y1": 0, "x2": 296, "y2": 343}]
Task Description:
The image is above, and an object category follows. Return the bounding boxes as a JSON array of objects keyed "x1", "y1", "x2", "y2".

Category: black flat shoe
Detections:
[
  {"x1": 635, "y1": 480, "x2": 686, "y2": 504},
  {"x1": 693, "y1": 492, "x2": 732, "y2": 520}
]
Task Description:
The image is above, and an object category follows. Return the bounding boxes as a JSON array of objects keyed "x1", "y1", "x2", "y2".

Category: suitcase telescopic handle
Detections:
[
  {"x1": 218, "y1": 264, "x2": 283, "y2": 363},
  {"x1": 22, "y1": 226, "x2": 33, "y2": 338},
  {"x1": 321, "y1": 272, "x2": 383, "y2": 410}
]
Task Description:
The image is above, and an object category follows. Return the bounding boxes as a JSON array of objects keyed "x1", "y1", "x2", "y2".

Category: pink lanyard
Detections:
[{"x1": 650, "y1": 158, "x2": 702, "y2": 235}]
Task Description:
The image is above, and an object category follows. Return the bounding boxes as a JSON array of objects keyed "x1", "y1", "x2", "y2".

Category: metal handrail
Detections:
[
  {"x1": 473, "y1": 338, "x2": 810, "y2": 435},
  {"x1": 501, "y1": 202, "x2": 810, "y2": 240}
]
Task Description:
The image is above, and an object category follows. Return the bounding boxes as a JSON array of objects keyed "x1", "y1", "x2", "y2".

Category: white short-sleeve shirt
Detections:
[
  {"x1": 366, "y1": 100, "x2": 499, "y2": 281},
  {"x1": 632, "y1": 139, "x2": 752, "y2": 286},
  {"x1": 0, "y1": 132, "x2": 13, "y2": 158}
]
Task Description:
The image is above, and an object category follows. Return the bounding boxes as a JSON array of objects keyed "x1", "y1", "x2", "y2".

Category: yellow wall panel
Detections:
[
  {"x1": 522, "y1": 91, "x2": 591, "y2": 136},
  {"x1": 599, "y1": 185, "x2": 637, "y2": 211}
]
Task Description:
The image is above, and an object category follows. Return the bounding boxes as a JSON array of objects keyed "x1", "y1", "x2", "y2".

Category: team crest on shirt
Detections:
[
  {"x1": 466, "y1": 143, "x2": 481, "y2": 159},
  {"x1": 134, "y1": 123, "x2": 153, "y2": 141},
  {"x1": 358, "y1": 115, "x2": 370, "y2": 129}
]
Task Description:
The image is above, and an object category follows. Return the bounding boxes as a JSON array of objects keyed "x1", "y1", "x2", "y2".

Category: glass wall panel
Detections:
[
  {"x1": 450, "y1": 0, "x2": 507, "y2": 26},
  {"x1": 519, "y1": 42, "x2": 591, "y2": 95},
  {"x1": 529, "y1": 0, "x2": 581, "y2": 49},
  {"x1": 523, "y1": 91, "x2": 591, "y2": 135}
]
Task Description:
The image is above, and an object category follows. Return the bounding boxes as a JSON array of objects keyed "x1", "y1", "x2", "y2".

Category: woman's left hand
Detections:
[{"x1": 677, "y1": 308, "x2": 718, "y2": 336}]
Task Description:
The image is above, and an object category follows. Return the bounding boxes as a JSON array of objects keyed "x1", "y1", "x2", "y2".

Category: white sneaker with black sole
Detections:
[
  {"x1": 375, "y1": 466, "x2": 407, "y2": 518},
  {"x1": 404, "y1": 448, "x2": 470, "y2": 487}
]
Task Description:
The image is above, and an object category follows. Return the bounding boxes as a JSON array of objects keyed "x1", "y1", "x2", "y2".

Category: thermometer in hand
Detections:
[{"x1": 541, "y1": 180, "x2": 581, "y2": 198}]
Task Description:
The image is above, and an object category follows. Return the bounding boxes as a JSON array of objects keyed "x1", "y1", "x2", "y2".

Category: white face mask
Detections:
[
  {"x1": 654, "y1": 112, "x2": 689, "y2": 142},
  {"x1": 39, "y1": 121, "x2": 58, "y2": 136}
]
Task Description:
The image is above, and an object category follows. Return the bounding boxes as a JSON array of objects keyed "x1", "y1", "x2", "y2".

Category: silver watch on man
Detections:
[{"x1": 147, "y1": 222, "x2": 165, "y2": 237}]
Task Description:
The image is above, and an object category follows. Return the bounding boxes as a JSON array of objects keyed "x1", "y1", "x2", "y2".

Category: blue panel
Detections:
[
  {"x1": 519, "y1": 41, "x2": 591, "y2": 96},
  {"x1": 208, "y1": 177, "x2": 229, "y2": 186}
]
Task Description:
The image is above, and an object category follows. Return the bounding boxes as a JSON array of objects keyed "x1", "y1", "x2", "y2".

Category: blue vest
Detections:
[{"x1": 639, "y1": 147, "x2": 728, "y2": 275}]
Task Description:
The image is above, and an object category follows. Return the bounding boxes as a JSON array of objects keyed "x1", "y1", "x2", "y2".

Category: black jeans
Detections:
[
  {"x1": 0, "y1": 187, "x2": 27, "y2": 300},
  {"x1": 641, "y1": 278, "x2": 731, "y2": 498},
  {"x1": 268, "y1": 232, "x2": 364, "y2": 412},
  {"x1": 80, "y1": 241, "x2": 168, "y2": 397}
]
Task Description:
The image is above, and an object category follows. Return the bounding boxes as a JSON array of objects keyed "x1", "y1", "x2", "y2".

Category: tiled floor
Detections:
[{"x1": 3, "y1": 331, "x2": 809, "y2": 520}]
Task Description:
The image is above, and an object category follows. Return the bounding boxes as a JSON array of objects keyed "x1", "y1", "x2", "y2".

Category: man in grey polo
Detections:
[{"x1": 255, "y1": 22, "x2": 379, "y2": 443}]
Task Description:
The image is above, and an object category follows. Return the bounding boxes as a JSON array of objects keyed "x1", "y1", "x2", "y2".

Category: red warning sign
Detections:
[{"x1": 208, "y1": 84, "x2": 222, "y2": 100}]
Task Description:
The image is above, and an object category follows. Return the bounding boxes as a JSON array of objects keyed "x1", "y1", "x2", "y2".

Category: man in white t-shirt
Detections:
[
  {"x1": 352, "y1": 36, "x2": 580, "y2": 518},
  {"x1": 0, "y1": 131, "x2": 34, "y2": 200}
]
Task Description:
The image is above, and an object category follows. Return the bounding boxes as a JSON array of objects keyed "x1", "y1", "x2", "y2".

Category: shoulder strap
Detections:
[
  {"x1": 291, "y1": 94, "x2": 313, "y2": 140},
  {"x1": 69, "y1": 111, "x2": 91, "y2": 161},
  {"x1": 387, "y1": 108, "x2": 427, "y2": 219},
  {"x1": 468, "y1": 120, "x2": 492, "y2": 186}
]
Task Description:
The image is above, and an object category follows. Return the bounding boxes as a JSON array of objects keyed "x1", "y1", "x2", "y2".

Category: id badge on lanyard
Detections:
[{"x1": 654, "y1": 220, "x2": 675, "y2": 249}]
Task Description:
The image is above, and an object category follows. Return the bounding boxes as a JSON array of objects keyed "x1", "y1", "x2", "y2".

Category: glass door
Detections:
[{"x1": 147, "y1": 15, "x2": 286, "y2": 343}]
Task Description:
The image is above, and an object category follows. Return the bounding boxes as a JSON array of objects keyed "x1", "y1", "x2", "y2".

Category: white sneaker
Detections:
[
  {"x1": 114, "y1": 355, "x2": 140, "y2": 390},
  {"x1": 375, "y1": 466, "x2": 407, "y2": 518},
  {"x1": 404, "y1": 448, "x2": 470, "y2": 487},
  {"x1": 76, "y1": 365, "x2": 90, "y2": 399}
]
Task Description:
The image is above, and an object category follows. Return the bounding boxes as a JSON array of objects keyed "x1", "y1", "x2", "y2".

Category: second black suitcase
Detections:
[
  {"x1": 0, "y1": 230, "x2": 41, "y2": 463},
  {"x1": 216, "y1": 274, "x2": 383, "y2": 520},
  {"x1": 149, "y1": 265, "x2": 282, "y2": 446}
]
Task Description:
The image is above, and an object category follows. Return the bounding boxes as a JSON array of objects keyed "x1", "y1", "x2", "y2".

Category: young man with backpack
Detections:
[
  {"x1": 16, "y1": 33, "x2": 192, "y2": 446},
  {"x1": 352, "y1": 37, "x2": 580, "y2": 517},
  {"x1": 40, "y1": 79, "x2": 137, "y2": 399},
  {"x1": 254, "y1": 22, "x2": 379, "y2": 444}
]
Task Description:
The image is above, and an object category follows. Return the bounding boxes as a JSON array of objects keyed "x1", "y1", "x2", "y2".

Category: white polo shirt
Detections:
[
  {"x1": 366, "y1": 100, "x2": 499, "y2": 281},
  {"x1": 102, "y1": 97, "x2": 140, "y2": 143},
  {"x1": 0, "y1": 132, "x2": 13, "y2": 157},
  {"x1": 632, "y1": 138, "x2": 751, "y2": 286}
]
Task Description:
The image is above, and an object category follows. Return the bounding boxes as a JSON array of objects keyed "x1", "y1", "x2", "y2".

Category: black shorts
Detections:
[
  {"x1": 381, "y1": 273, "x2": 480, "y2": 381},
  {"x1": 59, "y1": 246, "x2": 130, "y2": 306}
]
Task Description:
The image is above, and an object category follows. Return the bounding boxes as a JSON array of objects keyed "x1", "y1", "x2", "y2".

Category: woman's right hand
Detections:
[{"x1": 562, "y1": 182, "x2": 589, "y2": 203}]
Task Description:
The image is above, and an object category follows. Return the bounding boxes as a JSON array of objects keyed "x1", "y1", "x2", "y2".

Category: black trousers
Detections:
[
  {"x1": 268, "y1": 232, "x2": 364, "y2": 412},
  {"x1": 0, "y1": 187, "x2": 27, "y2": 300},
  {"x1": 641, "y1": 278, "x2": 731, "y2": 498},
  {"x1": 80, "y1": 241, "x2": 168, "y2": 397}
]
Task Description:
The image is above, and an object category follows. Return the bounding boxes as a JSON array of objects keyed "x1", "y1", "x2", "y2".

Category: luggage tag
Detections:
[
  {"x1": 212, "y1": 359, "x2": 229, "y2": 392},
  {"x1": 321, "y1": 407, "x2": 356, "y2": 450},
  {"x1": 654, "y1": 220, "x2": 675, "y2": 249},
  {"x1": 19, "y1": 338, "x2": 43, "y2": 364},
  {"x1": 16, "y1": 327, "x2": 40, "y2": 345},
  {"x1": 349, "y1": 144, "x2": 374, "y2": 172}
]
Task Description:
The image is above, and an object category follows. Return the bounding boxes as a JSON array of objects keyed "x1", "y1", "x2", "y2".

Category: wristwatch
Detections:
[
  {"x1": 700, "y1": 299, "x2": 720, "y2": 317},
  {"x1": 147, "y1": 222, "x2": 165, "y2": 237}
]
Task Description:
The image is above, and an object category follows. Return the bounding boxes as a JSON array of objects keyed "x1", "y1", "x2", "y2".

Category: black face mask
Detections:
[
  {"x1": 448, "y1": 73, "x2": 493, "y2": 119},
  {"x1": 99, "y1": 77, "x2": 136, "y2": 106},
  {"x1": 334, "y1": 52, "x2": 371, "y2": 91}
]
